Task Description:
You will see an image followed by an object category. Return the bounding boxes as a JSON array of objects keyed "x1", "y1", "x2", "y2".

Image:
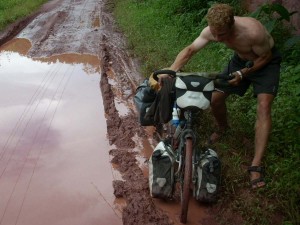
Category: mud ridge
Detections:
[{"x1": 99, "y1": 27, "x2": 173, "y2": 224}]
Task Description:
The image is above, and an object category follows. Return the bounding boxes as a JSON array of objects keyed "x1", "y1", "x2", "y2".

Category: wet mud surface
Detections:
[{"x1": 0, "y1": 0, "x2": 220, "y2": 224}]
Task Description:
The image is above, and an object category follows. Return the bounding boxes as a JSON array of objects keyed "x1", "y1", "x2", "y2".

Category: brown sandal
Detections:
[{"x1": 248, "y1": 166, "x2": 266, "y2": 189}]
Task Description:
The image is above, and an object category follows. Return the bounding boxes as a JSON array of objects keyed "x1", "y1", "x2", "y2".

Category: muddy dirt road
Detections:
[{"x1": 0, "y1": 0, "x2": 219, "y2": 224}]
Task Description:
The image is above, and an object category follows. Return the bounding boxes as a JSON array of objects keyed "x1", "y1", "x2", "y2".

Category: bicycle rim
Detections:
[{"x1": 180, "y1": 138, "x2": 193, "y2": 224}]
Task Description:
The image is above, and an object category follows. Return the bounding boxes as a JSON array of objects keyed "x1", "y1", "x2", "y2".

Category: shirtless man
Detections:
[{"x1": 163, "y1": 4, "x2": 282, "y2": 189}]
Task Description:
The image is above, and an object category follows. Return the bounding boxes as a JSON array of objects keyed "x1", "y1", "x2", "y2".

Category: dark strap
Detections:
[
  {"x1": 248, "y1": 166, "x2": 264, "y2": 174},
  {"x1": 158, "y1": 77, "x2": 176, "y2": 123},
  {"x1": 250, "y1": 177, "x2": 265, "y2": 186},
  {"x1": 162, "y1": 140, "x2": 176, "y2": 159}
]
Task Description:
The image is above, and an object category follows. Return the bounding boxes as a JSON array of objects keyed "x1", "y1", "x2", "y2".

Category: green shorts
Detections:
[{"x1": 218, "y1": 47, "x2": 282, "y2": 97}]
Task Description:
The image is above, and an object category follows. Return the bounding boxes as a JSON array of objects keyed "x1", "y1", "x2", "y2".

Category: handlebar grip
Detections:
[
  {"x1": 214, "y1": 79, "x2": 231, "y2": 88},
  {"x1": 152, "y1": 69, "x2": 176, "y2": 81},
  {"x1": 215, "y1": 73, "x2": 234, "y2": 80},
  {"x1": 214, "y1": 73, "x2": 234, "y2": 88}
]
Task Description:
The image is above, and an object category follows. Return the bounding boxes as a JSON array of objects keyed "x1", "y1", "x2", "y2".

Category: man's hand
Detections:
[
  {"x1": 158, "y1": 74, "x2": 174, "y2": 86},
  {"x1": 228, "y1": 71, "x2": 243, "y2": 86}
]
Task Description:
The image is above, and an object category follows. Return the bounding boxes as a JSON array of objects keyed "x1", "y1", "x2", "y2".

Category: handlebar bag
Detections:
[{"x1": 175, "y1": 75, "x2": 214, "y2": 110}]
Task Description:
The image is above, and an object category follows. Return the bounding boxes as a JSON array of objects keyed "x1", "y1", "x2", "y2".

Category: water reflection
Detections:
[{"x1": 0, "y1": 39, "x2": 122, "y2": 225}]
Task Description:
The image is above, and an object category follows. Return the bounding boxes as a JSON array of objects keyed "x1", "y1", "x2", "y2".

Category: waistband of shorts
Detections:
[{"x1": 234, "y1": 46, "x2": 281, "y2": 62}]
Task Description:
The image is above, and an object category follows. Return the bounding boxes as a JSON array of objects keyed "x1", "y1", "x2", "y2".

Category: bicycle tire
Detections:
[{"x1": 180, "y1": 138, "x2": 193, "y2": 224}]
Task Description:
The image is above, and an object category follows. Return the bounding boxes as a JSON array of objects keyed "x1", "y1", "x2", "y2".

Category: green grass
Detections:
[
  {"x1": 112, "y1": 0, "x2": 233, "y2": 75},
  {"x1": 0, "y1": 0, "x2": 48, "y2": 31},
  {"x1": 112, "y1": 0, "x2": 300, "y2": 224}
]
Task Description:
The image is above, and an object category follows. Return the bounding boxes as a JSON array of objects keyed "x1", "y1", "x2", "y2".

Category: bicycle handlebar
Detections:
[
  {"x1": 152, "y1": 60, "x2": 254, "y2": 86},
  {"x1": 153, "y1": 70, "x2": 176, "y2": 79},
  {"x1": 152, "y1": 70, "x2": 233, "y2": 82}
]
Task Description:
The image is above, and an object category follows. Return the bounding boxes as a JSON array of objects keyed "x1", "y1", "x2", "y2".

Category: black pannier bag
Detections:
[{"x1": 134, "y1": 79, "x2": 156, "y2": 126}]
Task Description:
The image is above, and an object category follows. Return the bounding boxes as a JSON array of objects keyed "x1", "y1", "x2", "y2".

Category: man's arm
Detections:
[
  {"x1": 169, "y1": 27, "x2": 212, "y2": 71},
  {"x1": 240, "y1": 47, "x2": 272, "y2": 77},
  {"x1": 230, "y1": 46, "x2": 273, "y2": 86},
  {"x1": 240, "y1": 26, "x2": 274, "y2": 76},
  {"x1": 230, "y1": 29, "x2": 274, "y2": 86}
]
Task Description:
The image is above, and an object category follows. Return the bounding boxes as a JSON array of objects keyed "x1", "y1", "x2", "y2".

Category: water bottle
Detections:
[
  {"x1": 172, "y1": 105, "x2": 180, "y2": 127},
  {"x1": 174, "y1": 120, "x2": 185, "y2": 139}
]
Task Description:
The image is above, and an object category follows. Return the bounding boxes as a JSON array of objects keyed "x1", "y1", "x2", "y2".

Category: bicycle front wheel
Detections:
[{"x1": 180, "y1": 138, "x2": 193, "y2": 224}]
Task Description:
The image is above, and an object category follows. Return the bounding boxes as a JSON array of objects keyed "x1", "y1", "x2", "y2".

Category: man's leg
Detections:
[
  {"x1": 250, "y1": 93, "x2": 274, "y2": 188},
  {"x1": 209, "y1": 91, "x2": 230, "y2": 143}
]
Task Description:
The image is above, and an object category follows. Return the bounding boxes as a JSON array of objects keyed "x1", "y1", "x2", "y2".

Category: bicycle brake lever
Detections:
[
  {"x1": 214, "y1": 79, "x2": 231, "y2": 88},
  {"x1": 246, "y1": 61, "x2": 254, "y2": 68}
]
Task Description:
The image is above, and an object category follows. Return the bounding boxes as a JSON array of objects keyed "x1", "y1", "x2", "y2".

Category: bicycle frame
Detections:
[
  {"x1": 160, "y1": 73, "x2": 216, "y2": 223},
  {"x1": 174, "y1": 110, "x2": 197, "y2": 178},
  {"x1": 172, "y1": 108, "x2": 201, "y2": 224}
]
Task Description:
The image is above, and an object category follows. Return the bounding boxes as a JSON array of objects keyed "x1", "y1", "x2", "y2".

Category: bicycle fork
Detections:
[{"x1": 174, "y1": 110, "x2": 199, "y2": 192}]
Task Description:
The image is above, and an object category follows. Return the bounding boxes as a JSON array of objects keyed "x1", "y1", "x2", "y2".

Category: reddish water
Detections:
[{"x1": 0, "y1": 39, "x2": 123, "y2": 225}]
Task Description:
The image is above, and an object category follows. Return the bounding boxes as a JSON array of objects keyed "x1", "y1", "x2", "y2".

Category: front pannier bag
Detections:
[
  {"x1": 195, "y1": 148, "x2": 221, "y2": 203},
  {"x1": 149, "y1": 140, "x2": 176, "y2": 199}
]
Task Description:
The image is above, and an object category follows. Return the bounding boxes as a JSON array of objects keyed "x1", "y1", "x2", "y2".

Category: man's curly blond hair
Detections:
[{"x1": 206, "y1": 4, "x2": 234, "y2": 29}]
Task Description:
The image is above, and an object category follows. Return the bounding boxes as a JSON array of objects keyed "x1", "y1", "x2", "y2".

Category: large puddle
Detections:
[{"x1": 0, "y1": 38, "x2": 123, "y2": 225}]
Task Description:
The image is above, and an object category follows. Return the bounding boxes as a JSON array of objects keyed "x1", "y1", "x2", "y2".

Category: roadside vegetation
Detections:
[
  {"x1": 0, "y1": 0, "x2": 48, "y2": 31},
  {"x1": 112, "y1": 0, "x2": 300, "y2": 225}
]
